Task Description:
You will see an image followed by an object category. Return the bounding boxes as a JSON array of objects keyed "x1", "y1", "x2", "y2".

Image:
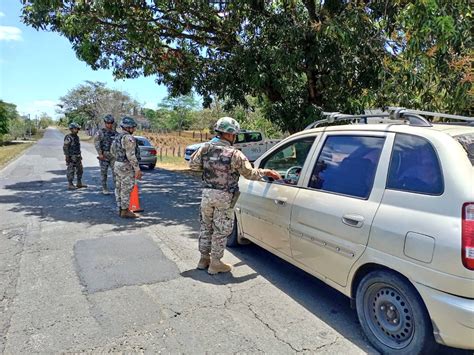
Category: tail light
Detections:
[
  {"x1": 462, "y1": 203, "x2": 474, "y2": 270},
  {"x1": 150, "y1": 149, "x2": 157, "y2": 156}
]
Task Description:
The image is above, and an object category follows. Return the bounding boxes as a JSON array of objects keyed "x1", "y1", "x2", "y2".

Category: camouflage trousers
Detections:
[
  {"x1": 100, "y1": 152, "x2": 115, "y2": 189},
  {"x1": 199, "y1": 188, "x2": 234, "y2": 260},
  {"x1": 66, "y1": 155, "x2": 83, "y2": 183},
  {"x1": 114, "y1": 161, "x2": 135, "y2": 210}
]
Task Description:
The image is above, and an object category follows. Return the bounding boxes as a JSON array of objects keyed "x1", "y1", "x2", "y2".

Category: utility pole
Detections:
[{"x1": 27, "y1": 114, "x2": 31, "y2": 139}]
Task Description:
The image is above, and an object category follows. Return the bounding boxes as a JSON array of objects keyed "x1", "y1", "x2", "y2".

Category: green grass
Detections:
[{"x1": 0, "y1": 142, "x2": 35, "y2": 169}]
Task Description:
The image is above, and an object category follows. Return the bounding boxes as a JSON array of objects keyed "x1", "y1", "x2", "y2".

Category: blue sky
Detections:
[{"x1": 0, "y1": 1, "x2": 169, "y2": 119}]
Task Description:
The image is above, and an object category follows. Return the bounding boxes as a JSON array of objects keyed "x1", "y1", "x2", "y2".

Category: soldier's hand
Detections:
[
  {"x1": 65, "y1": 156, "x2": 70, "y2": 163},
  {"x1": 135, "y1": 170, "x2": 143, "y2": 180},
  {"x1": 265, "y1": 170, "x2": 282, "y2": 181},
  {"x1": 98, "y1": 153, "x2": 105, "y2": 161}
]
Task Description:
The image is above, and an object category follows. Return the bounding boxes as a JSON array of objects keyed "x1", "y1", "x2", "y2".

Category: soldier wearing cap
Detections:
[
  {"x1": 63, "y1": 122, "x2": 87, "y2": 190},
  {"x1": 94, "y1": 114, "x2": 118, "y2": 194},
  {"x1": 111, "y1": 116, "x2": 142, "y2": 218},
  {"x1": 189, "y1": 117, "x2": 281, "y2": 274}
]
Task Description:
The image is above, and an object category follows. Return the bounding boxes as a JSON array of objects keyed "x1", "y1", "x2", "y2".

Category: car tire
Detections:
[
  {"x1": 148, "y1": 163, "x2": 156, "y2": 170},
  {"x1": 356, "y1": 270, "x2": 437, "y2": 354},
  {"x1": 226, "y1": 215, "x2": 240, "y2": 247}
]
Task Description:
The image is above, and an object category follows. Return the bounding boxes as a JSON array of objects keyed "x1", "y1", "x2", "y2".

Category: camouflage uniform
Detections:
[
  {"x1": 94, "y1": 127, "x2": 117, "y2": 189},
  {"x1": 189, "y1": 139, "x2": 271, "y2": 260},
  {"x1": 112, "y1": 132, "x2": 140, "y2": 210},
  {"x1": 63, "y1": 133, "x2": 83, "y2": 184}
]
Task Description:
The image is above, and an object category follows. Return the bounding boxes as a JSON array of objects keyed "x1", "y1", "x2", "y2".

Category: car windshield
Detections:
[
  {"x1": 136, "y1": 138, "x2": 152, "y2": 147},
  {"x1": 454, "y1": 133, "x2": 474, "y2": 165}
]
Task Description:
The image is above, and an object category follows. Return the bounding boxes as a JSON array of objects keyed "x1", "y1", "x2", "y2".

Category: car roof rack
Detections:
[{"x1": 304, "y1": 108, "x2": 473, "y2": 130}]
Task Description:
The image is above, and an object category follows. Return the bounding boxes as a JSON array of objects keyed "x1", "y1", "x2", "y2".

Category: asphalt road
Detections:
[{"x1": 0, "y1": 128, "x2": 469, "y2": 354}]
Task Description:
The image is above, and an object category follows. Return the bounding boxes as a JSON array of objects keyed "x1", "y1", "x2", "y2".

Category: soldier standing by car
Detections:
[
  {"x1": 63, "y1": 122, "x2": 87, "y2": 190},
  {"x1": 189, "y1": 117, "x2": 281, "y2": 275},
  {"x1": 111, "y1": 117, "x2": 142, "y2": 218},
  {"x1": 94, "y1": 114, "x2": 117, "y2": 195}
]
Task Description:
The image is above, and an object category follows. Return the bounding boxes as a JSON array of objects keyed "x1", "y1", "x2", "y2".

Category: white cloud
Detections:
[
  {"x1": 0, "y1": 12, "x2": 5, "y2": 17},
  {"x1": 18, "y1": 100, "x2": 61, "y2": 119},
  {"x1": 0, "y1": 26, "x2": 22, "y2": 41}
]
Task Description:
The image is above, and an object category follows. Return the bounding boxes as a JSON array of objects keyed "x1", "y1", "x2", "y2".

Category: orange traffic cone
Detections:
[{"x1": 129, "y1": 181, "x2": 144, "y2": 213}]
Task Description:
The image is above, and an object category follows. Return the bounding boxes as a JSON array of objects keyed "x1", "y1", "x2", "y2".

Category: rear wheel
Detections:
[
  {"x1": 148, "y1": 163, "x2": 156, "y2": 170},
  {"x1": 356, "y1": 270, "x2": 437, "y2": 354}
]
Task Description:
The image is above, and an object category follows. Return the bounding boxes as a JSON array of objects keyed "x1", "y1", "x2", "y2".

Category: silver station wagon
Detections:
[{"x1": 228, "y1": 109, "x2": 474, "y2": 354}]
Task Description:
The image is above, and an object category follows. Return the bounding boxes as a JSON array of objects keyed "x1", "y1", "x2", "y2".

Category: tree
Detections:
[
  {"x1": 58, "y1": 81, "x2": 142, "y2": 129},
  {"x1": 158, "y1": 93, "x2": 198, "y2": 131},
  {"x1": 22, "y1": 1, "x2": 472, "y2": 132},
  {"x1": 0, "y1": 100, "x2": 18, "y2": 137},
  {"x1": 376, "y1": 0, "x2": 472, "y2": 116},
  {"x1": 38, "y1": 113, "x2": 54, "y2": 129}
]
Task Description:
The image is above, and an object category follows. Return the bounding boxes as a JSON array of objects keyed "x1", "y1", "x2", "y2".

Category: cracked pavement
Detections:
[{"x1": 1, "y1": 127, "x2": 448, "y2": 354}]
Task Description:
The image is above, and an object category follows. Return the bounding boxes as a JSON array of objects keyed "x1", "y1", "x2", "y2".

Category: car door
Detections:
[
  {"x1": 290, "y1": 132, "x2": 393, "y2": 286},
  {"x1": 237, "y1": 135, "x2": 318, "y2": 256}
]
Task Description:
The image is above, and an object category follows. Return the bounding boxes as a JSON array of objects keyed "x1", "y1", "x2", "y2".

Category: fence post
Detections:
[
  {"x1": 200, "y1": 131, "x2": 202, "y2": 141},
  {"x1": 160, "y1": 147, "x2": 163, "y2": 161},
  {"x1": 165, "y1": 148, "x2": 168, "y2": 157},
  {"x1": 172, "y1": 147, "x2": 176, "y2": 156},
  {"x1": 205, "y1": 132, "x2": 208, "y2": 140},
  {"x1": 178, "y1": 146, "x2": 181, "y2": 157},
  {"x1": 193, "y1": 131, "x2": 195, "y2": 138}
]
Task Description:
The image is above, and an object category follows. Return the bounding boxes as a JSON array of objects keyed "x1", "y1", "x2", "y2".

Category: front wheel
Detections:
[
  {"x1": 356, "y1": 270, "x2": 437, "y2": 354},
  {"x1": 226, "y1": 216, "x2": 239, "y2": 247}
]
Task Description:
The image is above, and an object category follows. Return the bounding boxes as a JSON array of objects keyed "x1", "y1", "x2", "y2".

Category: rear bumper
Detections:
[
  {"x1": 415, "y1": 282, "x2": 474, "y2": 349},
  {"x1": 139, "y1": 156, "x2": 157, "y2": 165}
]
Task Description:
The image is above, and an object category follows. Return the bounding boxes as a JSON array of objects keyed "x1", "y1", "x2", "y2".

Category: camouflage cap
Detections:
[
  {"x1": 103, "y1": 114, "x2": 115, "y2": 123},
  {"x1": 120, "y1": 116, "x2": 137, "y2": 128},
  {"x1": 69, "y1": 122, "x2": 81, "y2": 129},
  {"x1": 214, "y1": 116, "x2": 240, "y2": 134}
]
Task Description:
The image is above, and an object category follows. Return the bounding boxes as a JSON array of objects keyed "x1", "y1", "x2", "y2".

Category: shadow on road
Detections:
[
  {"x1": 0, "y1": 167, "x2": 203, "y2": 233},
  {"x1": 180, "y1": 268, "x2": 259, "y2": 285}
]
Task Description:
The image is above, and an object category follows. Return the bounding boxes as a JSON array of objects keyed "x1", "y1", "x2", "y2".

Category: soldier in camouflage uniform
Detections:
[
  {"x1": 63, "y1": 122, "x2": 88, "y2": 190},
  {"x1": 111, "y1": 117, "x2": 142, "y2": 218},
  {"x1": 94, "y1": 114, "x2": 117, "y2": 195},
  {"x1": 189, "y1": 117, "x2": 281, "y2": 274}
]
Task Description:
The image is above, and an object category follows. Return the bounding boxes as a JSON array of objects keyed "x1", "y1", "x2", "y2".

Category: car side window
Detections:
[
  {"x1": 261, "y1": 138, "x2": 315, "y2": 185},
  {"x1": 308, "y1": 135, "x2": 385, "y2": 199},
  {"x1": 386, "y1": 134, "x2": 443, "y2": 195}
]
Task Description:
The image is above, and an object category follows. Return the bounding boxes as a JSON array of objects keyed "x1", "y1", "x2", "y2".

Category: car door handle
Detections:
[
  {"x1": 342, "y1": 214, "x2": 364, "y2": 228},
  {"x1": 274, "y1": 198, "x2": 287, "y2": 206}
]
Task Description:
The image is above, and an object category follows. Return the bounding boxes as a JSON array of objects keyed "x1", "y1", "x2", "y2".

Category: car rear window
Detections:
[
  {"x1": 136, "y1": 138, "x2": 152, "y2": 147},
  {"x1": 236, "y1": 132, "x2": 263, "y2": 143},
  {"x1": 454, "y1": 133, "x2": 474, "y2": 165}
]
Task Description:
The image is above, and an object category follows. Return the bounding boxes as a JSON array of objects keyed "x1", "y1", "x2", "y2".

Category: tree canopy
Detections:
[
  {"x1": 58, "y1": 81, "x2": 142, "y2": 127},
  {"x1": 23, "y1": 0, "x2": 472, "y2": 133}
]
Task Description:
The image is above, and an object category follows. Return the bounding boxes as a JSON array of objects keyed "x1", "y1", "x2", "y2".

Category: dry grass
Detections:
[
  {"x1": 0, "y1": 142, "x2": 34, "y2": 169},
  {"x1": 138, "y1": 130, "x2": 210, "y2": 151},
  {"x1": 137, "y1": 130, "x2": 210, "y2": 174}
]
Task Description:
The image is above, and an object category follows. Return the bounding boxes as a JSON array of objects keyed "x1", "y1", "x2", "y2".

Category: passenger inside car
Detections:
[{"x1": 396, "y1": 146, "x2": 443, "y2": 193}]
